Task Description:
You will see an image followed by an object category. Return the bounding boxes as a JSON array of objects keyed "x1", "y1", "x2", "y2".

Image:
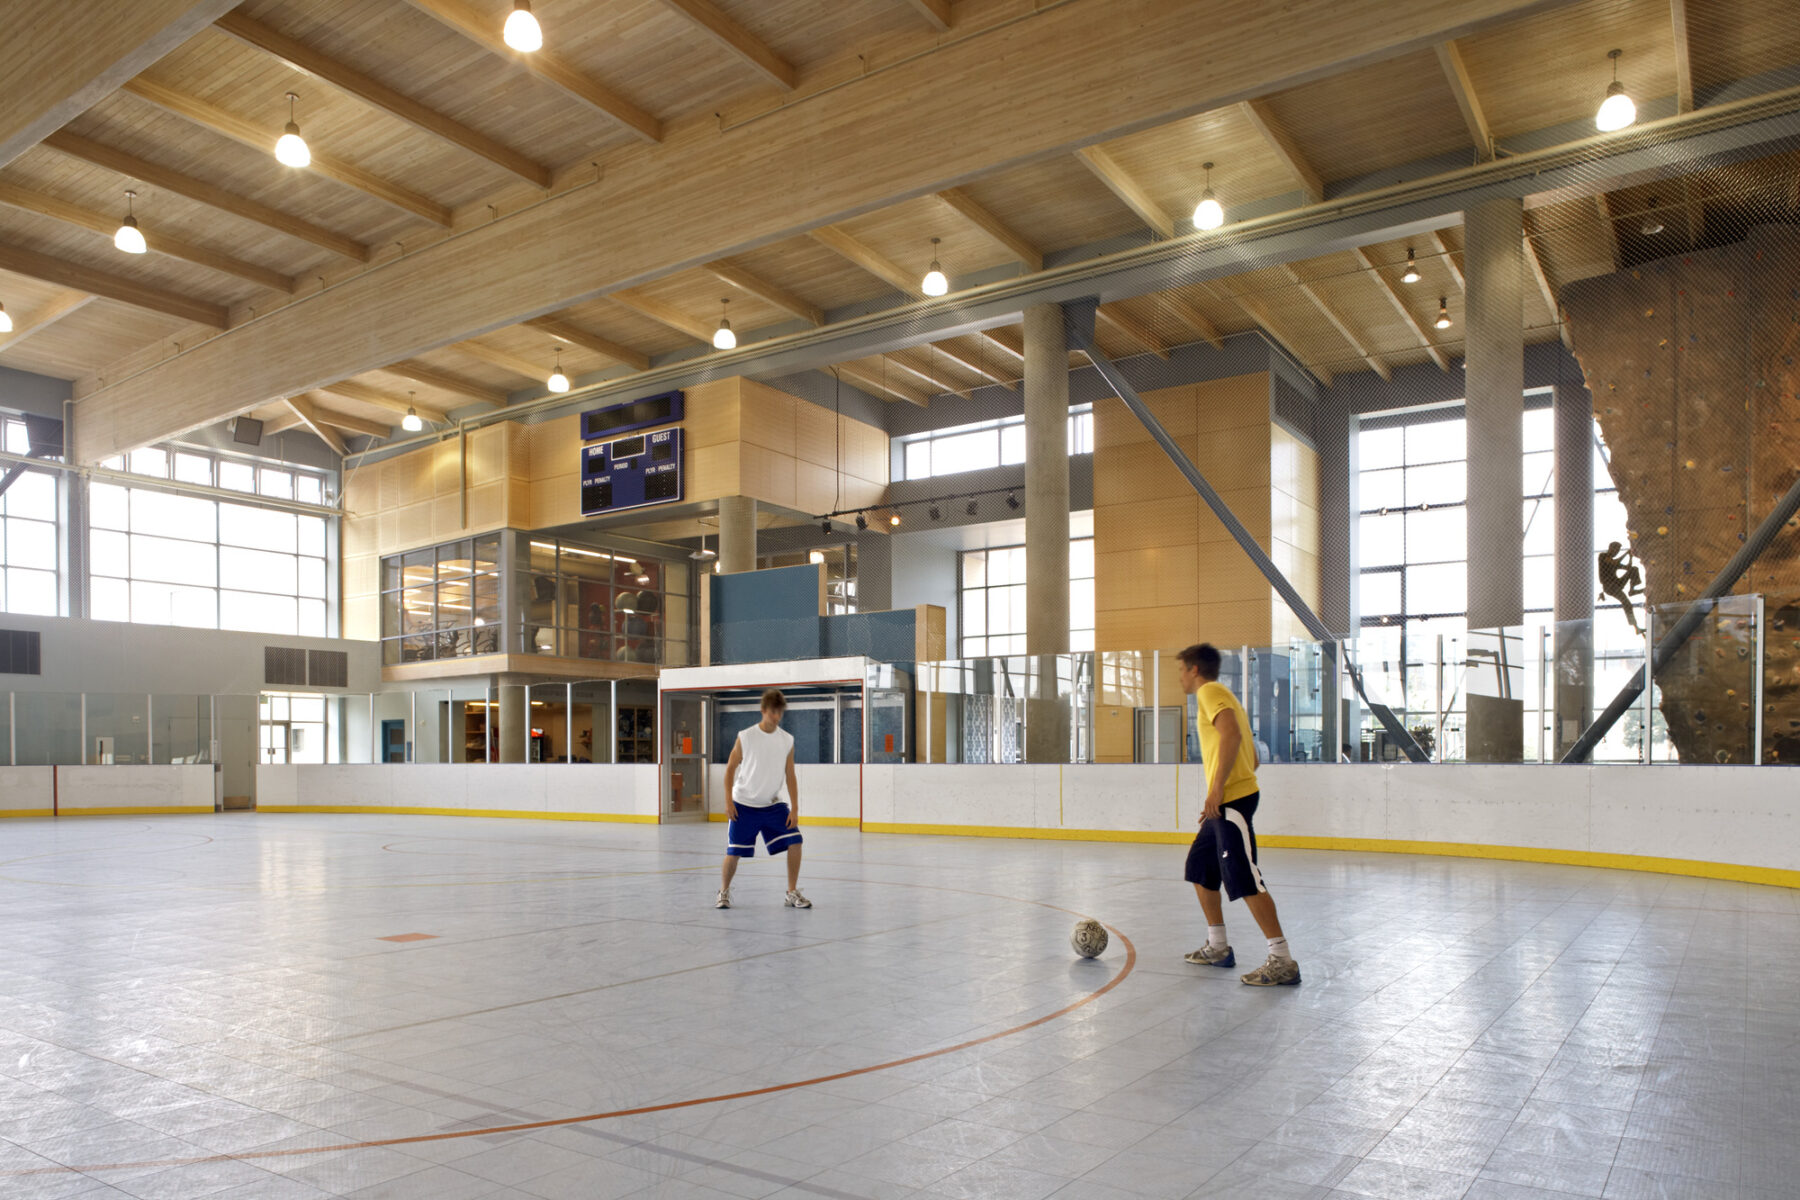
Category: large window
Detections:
[
  {"x1": 88, "y1": 449, "x2": 331, "y2": 634},
  {"x1": 380, "y1": 535, "x2": 501, "y2": 664},
  {"x1": 519, "y1": 537, "x2": 688, "y2": 666},
  {"x1": 959, "y1": 534, "x2": 1096, "y2": 656},
  {"x1": 900, "y1": 407, "x2": 1095, "y2": 481},
  {"x1": 0, "y1": 416, "x2": 59, "y2": 615}
]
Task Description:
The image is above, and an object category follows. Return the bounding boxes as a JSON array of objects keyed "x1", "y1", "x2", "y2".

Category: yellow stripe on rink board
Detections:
[
  {"x1": 706, "y1": 813, "x2": 861, "y2": 827},
  {"x1": 860, "y1": 823, "x2": 1800, "y2": 889},
  {"x1": 0, "y1": 809, "x2": 55, "y2": 818},
  {"x1": 260, "y1": 805, "x2": 658, "y2": 823}
]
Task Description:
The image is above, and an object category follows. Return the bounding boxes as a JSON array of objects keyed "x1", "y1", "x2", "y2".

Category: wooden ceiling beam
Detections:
[
  {"x1": 654, "y1": 0, "x2": 797, "y2": 90},
  {"x1": 1594, "y1": 192, "x2": 1621, "y2": 270},
  {"x1": 936, "y1": 188, "x2": 1042, "y2": 270},
  {"x1": 283, "y1": 394, "x2": 348, "y2": 454},
  {"x1": 1350, "y1": 246, "x2": 1450, "y2": 371},
  {"x1": 42, "y1": 131, "x2": 367, "y2": 262},
  {"x1": 836, "y1": 360, "x2": 929, "y2": 407},
  {"x1": 320, "y1": 379, "x2": 448, "y2": 424},
  {"x1": 1074, "y1": 145, "x2": 1174, "y2": 239},
  {"x1": 930, "y1": 340, "x2": 1017, "y2": 391},
  {"x1": 1434, "y1": 40, "x2": 1493, "y2": 160},
  {"x1": 808, "y1": 225, "x2": 923, "y2": 298},
  {"x1": 978, "y1": 326, "x2": 1024, "y2": 364},
  {"x1": 1428, "y1": 230, "x2": 1465, "y2": 292},
  {"x1": 215, "y1": 11, "x2": 553, "y2": 186},
  {"x1": 1282, "y1": 265, "x2": 1390, "y2": 380},
  {"x1": 0, "y1": 292, "x2": 96, "y2": 354},
  {"x1": 396, "y1": 0, "x2": 660, "y2": 142},
  {"x1": 1224, "y1": 287, "x2": 1332, "y2": 385},
  {"x1": 299, "y1": 397, "x2": 391, "y2": 438},
  {"x1": 121, "y1": 77, "x2": 452, "y2": 227},
  {"x1": 1154, "y1": 292, "x2": 1225, "y2": 349},
  {"x1": 0, "y1": 181, "x2": 293, "y2": 293},
  {"x1": 69, "y1": 0, "x2": 1565, "y2": 459},
  {"x1": 610, "y1": 289, "x2": 717, "y2": 344},
  {"x1": 1671, "y1": 0, "x2": 1694, "y2": 114},
  {"x1": 258, "y1": 409, "x2": 307, "y2": 437},
  {"x1": 453, "y1": 339, "x2": 554, "y2": 382},
  {"x1": 883, "y1": 351, "x2": 960, "y2": 396},
  {"x1": 523, "y1": 316, "x2": 651, "y2": 370},
  {"x1": 704, "y1": 260, "x2": 824, "y2": 326},
  {"x1": 382, "y1": 359, "x2": 507, "y2": 405},
  {"x1": 0, "y1": 0, "x2": 241, "y2": 168},
  {"x1": 1238, "y1": 98, "x2": 1324, "y2": 204},
  {"x1": 0, "y1": 242, "x2": 227, "y2": 328},
  {"x1": 1521, "y1": 221, "x2": 1571, "y2": 351},
  {"x1": 1096, "y1": 304, "x2": 1170, "y2": 360},
  {"x1": 902, "y1": 0, "x2": 953, "y2": 31}
]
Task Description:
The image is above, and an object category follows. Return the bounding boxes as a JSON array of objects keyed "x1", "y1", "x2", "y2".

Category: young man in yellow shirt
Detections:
[{"x1": 1176, "y1": 643, "x2": 1300, "y2": 986}]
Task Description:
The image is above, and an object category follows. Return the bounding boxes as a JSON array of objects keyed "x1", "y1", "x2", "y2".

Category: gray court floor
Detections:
[{"x1": 0, "y1": 813, "x2": 1796, "y2": 1199}]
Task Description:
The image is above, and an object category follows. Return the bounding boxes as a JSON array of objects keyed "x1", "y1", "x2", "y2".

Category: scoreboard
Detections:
[{"x1": 580, "y1": 427, "x2": 683, "y2": 516}]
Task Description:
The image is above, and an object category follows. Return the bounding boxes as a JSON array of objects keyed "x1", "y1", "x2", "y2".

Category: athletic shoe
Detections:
[
  {"x1": 714, "y1": 888, "x2": 731, "y2": 909},
  {"x1": 1184, "y1": 944, "x2": 1236, "y2": 968},
  {"x1": 783, "y1": 889, "x2": 812, "y2": 909},
  {"x1": 1240, "y1": 955, "x2": 1301, "y2": 986}
]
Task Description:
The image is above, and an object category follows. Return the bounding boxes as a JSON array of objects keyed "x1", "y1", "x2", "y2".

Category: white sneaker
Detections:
[
  {"x1": 714, "y1": 888, "x2": 731, "y2": 909},
  {"x1": 783, "y1": 889, "x2": 812, "y2": 909}
]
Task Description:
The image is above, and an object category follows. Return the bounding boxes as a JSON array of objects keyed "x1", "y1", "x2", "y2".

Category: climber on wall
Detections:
[{"x1": 1599, "y1": 541, "x2": 1647, "y2": 635}]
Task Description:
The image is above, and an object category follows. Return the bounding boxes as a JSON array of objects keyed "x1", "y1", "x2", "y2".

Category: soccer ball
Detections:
[{"x1": 1070, "y1": 918, "x2": 1108, "y2": 959}]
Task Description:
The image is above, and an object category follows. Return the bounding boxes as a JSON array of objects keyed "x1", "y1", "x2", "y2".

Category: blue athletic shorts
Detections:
[
  {"x1": 1184, "y1": 793, "x2": 1267, "y2": 900},
  {"x1": 726, "y1": 802, "x2": 802, "y2": 857}
]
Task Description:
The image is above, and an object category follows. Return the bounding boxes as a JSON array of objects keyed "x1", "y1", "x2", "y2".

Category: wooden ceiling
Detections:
[{"x1": 2, "y1": 0, "x2": 1797, "y2": 457}]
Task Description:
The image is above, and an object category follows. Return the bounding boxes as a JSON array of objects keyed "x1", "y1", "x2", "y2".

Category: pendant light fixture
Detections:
[
  {"x1": 547, "y1": 347, "x2": 569, "y2": 392},
  {"x1": 690, "y1": 533, "x2": 718, "y2": 561},
  {"x1": 921, "y1": 238, "x2": 949, "y2": 297},
  {"x1": 1401, "y1": 248, "x2": 1421, "y2": 284},
  {"x1": 712, "y1": 298, "x2": 736, "y2": 350},
  {"x1": 1434, "y1": 297, "x2": 1452, "y2": 330},
  {"x1": 855, "y1": 513, "x2": 868, "y2": 531},
  {"x1": 113, "y1": 190, "x2": 147, "y2": 254},
  {"x1": 1639, "y1": 198, "x2": 1665, "y2": 236},
  {"x1": 275, "y1": 93, "x2": 311, "y2": 167},
  {"x1": 503, "y1": 1, "x2": 543, "y2": 52},
  {"x1": 402, "y1": 391, "x2": 424, "y2": 433},
  {"x1": 1192, "y1": 161, "x2": 1225, "y2": 231},
  {"x1": 888, "y1": 512, "x2": 902, "y2": 527},
  {"x1": 0, "y1": 303, "x2": 11, "y2": 334},
  {"x1": 1595, "y1": 49, "x2": 1635, "y2": 132}
]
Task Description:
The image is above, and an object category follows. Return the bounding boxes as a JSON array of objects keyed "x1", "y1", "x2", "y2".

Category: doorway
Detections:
[
  {"x1": 260, "y1": 720, "x2": 290, "y2": 765},
  {"x1": 381, "y1": 719, "x2": 407, "y2": 763}
]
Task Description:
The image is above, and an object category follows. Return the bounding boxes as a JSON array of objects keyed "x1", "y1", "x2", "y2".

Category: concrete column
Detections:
[
  {"x1": 1463, "y1": 197, "x2": 1526, "y2": 761},
  {"x1": 497, "y1": 680, "x2": 528, "y2": 763},
  {"x1": 718, "y1": 496, "x2": 757, "y2": 574},
  {"x1": 1553, "y1": 378, "x2": 1595, "y2": 757},
  {"x1": 1024, "y1": 303, "x2": 1070, "y2": 763}
]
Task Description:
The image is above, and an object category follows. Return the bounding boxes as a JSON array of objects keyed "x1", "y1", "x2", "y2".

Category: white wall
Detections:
[
  {"x1": 56, "y1": 766, "x2": 214, "y2": 814},
  {"x1": 258, "y1": 763, "x2": 660, "y2": 821},
  {"x1": 0, "y1": 766, "x2": 53, "y2": 814}
]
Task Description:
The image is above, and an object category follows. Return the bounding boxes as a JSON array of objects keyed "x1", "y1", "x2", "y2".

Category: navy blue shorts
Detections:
[
  {"x1": 726, "y1": 802, "x2": 802, "y2": 857},
  {"x1": 1184, "y1": 793, "x2": 1267, "y2": 901}
]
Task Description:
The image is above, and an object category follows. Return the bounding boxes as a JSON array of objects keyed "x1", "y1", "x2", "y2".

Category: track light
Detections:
[
  {"x1": 1595, "y1": 49, "x2": 1635, "y2": 132},
  {"x1": 1434, "y1": 297, "x2": 1452, "y2": 330},
  {"x1": 921, "y1": 238, "x2": 949, "y2": 297},
  {"x1": 1401, "y1": 248, "x2": 1420, "y2": 284},
  {"x1": 275, "y1": 93, "x2": 310, "y2": 168},
  {"x1": 547, "y1": 347, "x2": 569, "y2": 392},
  {"x1": 712, "y1": 298, "x2": 736, "y2": 350},
  {"x1": 0, "y1": 303, "x2": 10, "y2": 334},
  {"x1": 888, "y1": 512, "x2": 902, "y2": 527},
  {"x1": 402, "y1": 391, "x2": 424, "y2": 433},
  {"x1": 929, "y1": 503, "x2": 942, "y2": 521},
  {"x1": 113, "y1": 190, "x2": 146, "y2": 254},
  {"x1": 820, "y1": 518, "x2": 832, "y2": 535},
  {"x1": 855, "y1": 513, "x2": 868, "y2": 531},
  {"x1": 503, "y1": 0, "x2": 543, "y2": 52},
  {"x1": 1192, "y1": 161, "x2": 1224, "y2": 231},
  {"x1": 966, "y1": 499, "x2": 978, "y2": 517},
  {"x1": 1006, "y1": 492, "x2": 1020, "y2": 511}
]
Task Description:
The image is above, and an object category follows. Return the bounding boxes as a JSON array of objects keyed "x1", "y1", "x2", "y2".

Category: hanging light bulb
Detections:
[
  {"x1": 0, "y1": 303, "x2": 11, "y2": 334},
  {"x1": 113, "y1": 190, "x2": 147, "y2": 254},
  {"x1": 921, "y1": 237, "x2": 949, "y2": 297},
  {"x1": 712, "y1": 298, "x2": 736, "y2": 350},
  {"x1": 1595, "y1": 50, "x2": 1636, "y2": 132},
  {"x1": 274, "y1": 93, "x2": 311, "y2": 167},
  {"x1": 888, "y1": 512, "x2": 902, "y2": 527},
  {"x1": 1401, "y1": 248, "x2": 1421, "y2": 284},
  {"x1": 1639, "y1": 199, "x2": 1665, "y2": 236},
  {"x1": 1434, "y1": 297, "x2": 1452, "y2": 330},
  {"x1": 547, "y1": 347, "x2": 569, "y2": 392},
  {"x1": 402, "y1": 391, "x2": 424, "y2": 433},
  {"x1": 503, "y1": 0, "x2": 543, "y2": 52},
  {"x1": 1192, "y1": 161, "x2": 1225, "y2": 231}
]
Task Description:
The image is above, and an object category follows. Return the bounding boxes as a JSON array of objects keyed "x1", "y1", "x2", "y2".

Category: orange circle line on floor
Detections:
[{"x1": 5, "y1": 901, "x2": 1136, "y2": 1179}]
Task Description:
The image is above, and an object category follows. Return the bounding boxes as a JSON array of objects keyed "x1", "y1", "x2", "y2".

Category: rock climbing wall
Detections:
[{"x1": 1562, "y1": 224, "x2": 1800, "y2": 764}]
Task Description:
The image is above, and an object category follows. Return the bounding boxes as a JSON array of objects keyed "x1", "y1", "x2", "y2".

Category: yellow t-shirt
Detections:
[{"x1": 1195, "y1": 681, "x2": 1259, "y2": 802}]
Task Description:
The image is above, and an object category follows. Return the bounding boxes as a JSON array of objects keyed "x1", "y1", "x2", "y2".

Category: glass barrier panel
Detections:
[
  {"x1": 86, "y1": 693, "x2": 148, "y2": 764},
  {"x1": 151, "y1": 694, "x2": 212, "y2": 764},
  {"x1": 14, "y1": 692, "x2": 81, "y2": 766}
]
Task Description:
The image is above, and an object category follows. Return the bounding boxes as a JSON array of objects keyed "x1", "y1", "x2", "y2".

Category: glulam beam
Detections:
[
  {"x1": 383, "y1": 360, "x2": 508, "y2": 405},
  {"x1": 0, "y1": 242, "x2": 228, "y2": 328},
  {"x1": 902, "y1": 0, "x2": 953, "y2": 31},
  {"x1": 655, "y1": 0, "x2": 797, "y2": 90},
  {"x1": 453, "y1": 339, "x2": 554, "y2": 383},
  {"x1": 808, "y1": 226, "x2": 923, "y2": 298},
  {"x1": 284, "y1": 394, "x2": 348, "y2": 454},
  {"x1": 610, "y1": 289, "x2": 717, "y2": 343},
  {"x1": 1154, "y1": 292, "x2": 1225, "y2": 349},
  {"x1": 524, "y1": 316, "x2": 652, "y2": 370},
  {"x1": 837, "y1": 360, "x2": 929, "y2": 406},
  {"x1": 1282, "y1": 265, "x2": 1391, "y2": 379},
  {"x1": 321, "y1": 379, "x2": 448, "y2": 424},
  {"x1": 1227, "y1": 287, "x2": 1332, "y2": 384},
  {"x1": 1435, "y1": 41, "x2": 1493, "y2": 159},
  {"x1": 704, "y1": 260, "x2": 824, "y2": 326},
  {"x1": 1238, "y1": 98, "x2": 1324, "y2": 204},
  {"x1": 1671, "y1": 0, "x2": 1694, "y2": 114},
  {"x1": 1074, "y1": 145, "x2": 1174, "y2": 239},
  {"x1": 1096, "y1": 304, "x2": 1170, "y2": 360},
  {"x1": 1351, "y1": 245, "x2": 1450, "y2": 371},
  {"x1": 0, "y1": 292, "x2": 95, "y2": 354},
  {"x1": 936, "y1": 188, "x2": 1042, "y2": 270}
]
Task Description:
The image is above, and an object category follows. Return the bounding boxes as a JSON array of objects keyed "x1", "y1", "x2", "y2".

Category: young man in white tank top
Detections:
[{"x1": 716, "y1": 689, "x2": 810, "y2": 909}]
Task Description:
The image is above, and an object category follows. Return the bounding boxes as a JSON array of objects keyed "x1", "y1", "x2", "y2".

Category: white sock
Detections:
[
  {"x1": 1207, "y1": 926, "x2": 1228, "y2": 952},
  {"x1": 1267, "y1": 936, "x2": 1291, "y2": 962}
]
